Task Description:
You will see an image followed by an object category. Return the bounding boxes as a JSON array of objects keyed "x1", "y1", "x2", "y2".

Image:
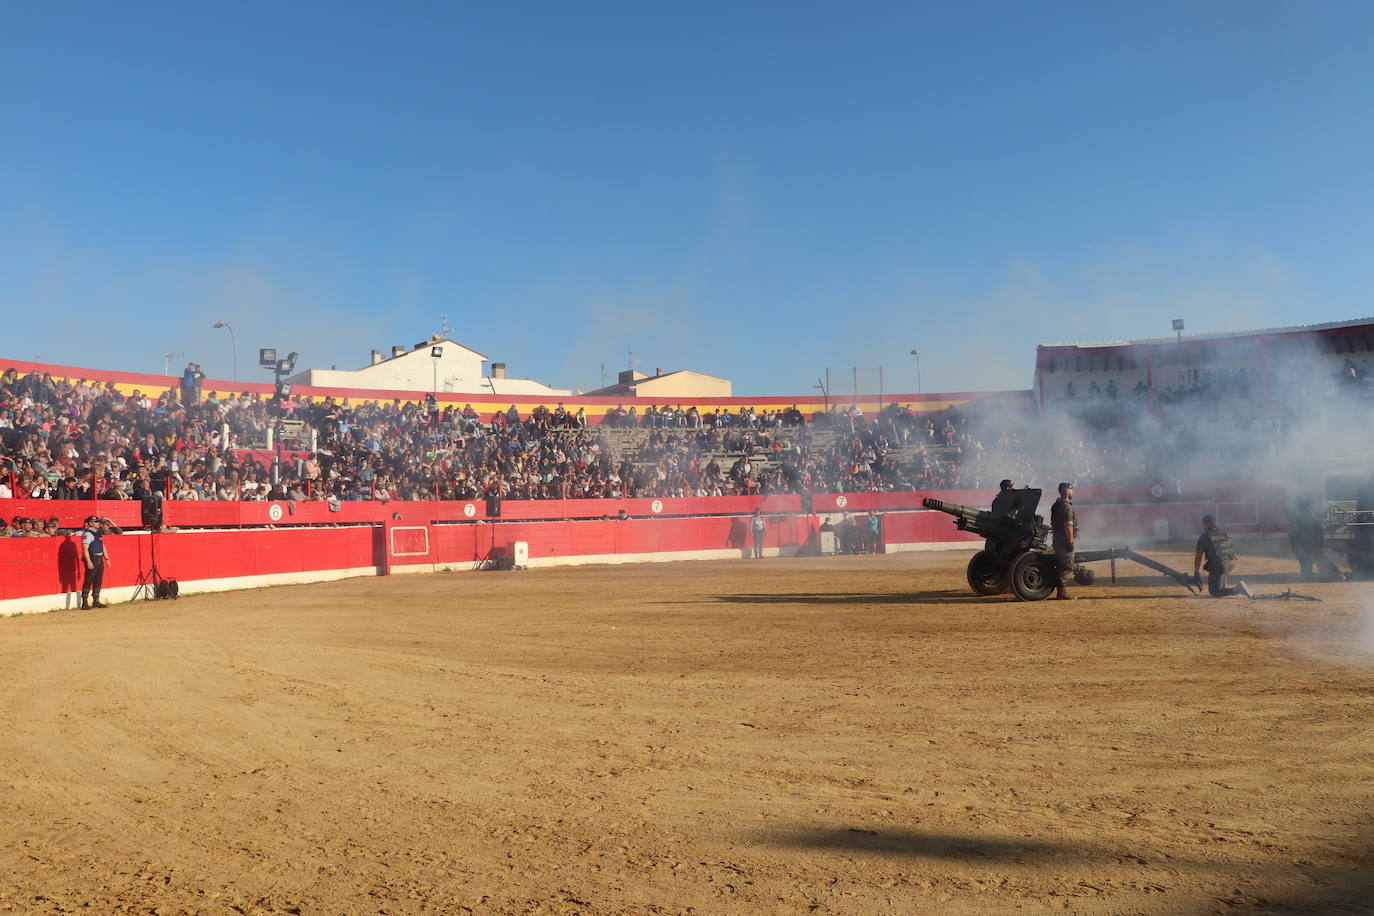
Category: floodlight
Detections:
[
  {"x1": 259, "y1": 348, "x2": 277, "y2": 368},
  {"x1": 431, "y1": 346, "x2": 443, "y2": 358},
  {"x1": 1172, "y1": 319, "x2": 1185, "y2": 331}
]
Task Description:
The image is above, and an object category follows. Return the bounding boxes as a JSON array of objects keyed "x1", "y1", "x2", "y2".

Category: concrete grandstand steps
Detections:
[{"x1": 583, "y1": 424, "x2": 905, "y2": 475}]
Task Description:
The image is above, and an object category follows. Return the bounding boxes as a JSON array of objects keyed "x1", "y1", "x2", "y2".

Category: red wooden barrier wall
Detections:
[{"x1": 0, "y1": 483, "x2": 1288, "y2": 611}]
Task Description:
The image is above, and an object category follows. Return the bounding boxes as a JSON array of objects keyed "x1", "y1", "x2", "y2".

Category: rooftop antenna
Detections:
[
  {"x1": 628, "y1": 350, "x2": 640, "y2": 373},
  {"x1": 164, "y1": 349, "x2": 185, "y2": 376},
  {"x1": 440, "y1": 313, "x2": 453, "y2": 337},
  {"x1": 600, "y1": 361, "x2": 607, "y2": 387}
]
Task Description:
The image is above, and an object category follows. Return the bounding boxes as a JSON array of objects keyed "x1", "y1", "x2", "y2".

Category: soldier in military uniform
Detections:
[
  {"x1": 1280, "y1": 494, "x2": 1324, "y2": 579},
  {"x1": 990, "y1": 479, "x2": 1021, "y2": 518},
  {"x1": 1285, "y1": 493, "x2": 1335, "y2": 579},
  {"x1": 1050, "y1": 482, "x2": 1077, "y2": 600},
  {"x1": 1285, "y1": 494, "x2": 1318, "y2": 578},
  {"x1": 1192, "y1": 514, "x2": 1252, "y2": 598}
]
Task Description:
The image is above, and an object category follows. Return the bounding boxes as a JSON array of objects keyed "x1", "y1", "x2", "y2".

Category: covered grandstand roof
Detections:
[{"x1": 1038, "y1": 316, "x2": 1374, "y2": 350}]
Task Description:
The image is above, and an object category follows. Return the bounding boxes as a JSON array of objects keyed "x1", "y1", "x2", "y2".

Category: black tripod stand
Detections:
[{"x1": 131, "y1": 529, "x2": 178, "y2": 601}]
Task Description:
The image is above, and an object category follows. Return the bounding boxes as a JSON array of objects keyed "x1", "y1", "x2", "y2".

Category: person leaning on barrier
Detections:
[
  {"x1": 1049, "y1": 482, "x2": 1077, "y2": 600},
  {"x1": 1193, "y1": 514, "x2": 1251, "y2": 598}
]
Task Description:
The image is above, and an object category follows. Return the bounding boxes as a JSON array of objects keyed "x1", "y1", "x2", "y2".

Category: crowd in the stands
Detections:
[
  {"x1": 5, "y1": 358, "x2": 1316, "y2": 522},
  {"x1": 0, "y1": 367, "x2": 937, "y2": 512}
]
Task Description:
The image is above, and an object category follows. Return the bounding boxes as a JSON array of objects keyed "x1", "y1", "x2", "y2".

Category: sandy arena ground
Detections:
[{"x1": 3, "y1": 549, "x2": 1374, "y2": 915}]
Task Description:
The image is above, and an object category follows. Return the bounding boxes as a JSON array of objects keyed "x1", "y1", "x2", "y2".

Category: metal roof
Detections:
[{"x1": 1038, "y1": 316, "x2": 1374, "y2": 350}]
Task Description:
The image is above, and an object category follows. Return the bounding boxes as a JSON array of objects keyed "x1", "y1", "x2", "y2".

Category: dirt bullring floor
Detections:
[{"x1": 3, "y1": 550, "x2": 1374, "y2": 915}]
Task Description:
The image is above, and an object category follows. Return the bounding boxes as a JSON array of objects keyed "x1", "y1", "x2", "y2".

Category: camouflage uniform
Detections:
[
  {"x1": 1050, "y1": 495, "x2": 1077, "y2": 591},
  {"x1": 1196, "y1": 526, "x2": 1241, "y2": 597},
  {"x1": 1285, "y1": 497, "x2": 1325, "y2": 578}
]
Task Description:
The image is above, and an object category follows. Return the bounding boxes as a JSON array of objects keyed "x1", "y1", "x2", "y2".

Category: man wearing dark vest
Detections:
[
  {"x1": 1193, "y1": 514, "x2": 1251, "y2": 598},
  {"x1": 80, "y1": 515, "x2": 112, "y2": 609},
  {"x1": 1050, "y1": 482, "x2": 1077, "y2": 600}
]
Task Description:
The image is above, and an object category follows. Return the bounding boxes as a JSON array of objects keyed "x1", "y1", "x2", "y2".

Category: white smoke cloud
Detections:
[{"x1": 864, "y1": 235, "x2": 1303, "y2": 396}]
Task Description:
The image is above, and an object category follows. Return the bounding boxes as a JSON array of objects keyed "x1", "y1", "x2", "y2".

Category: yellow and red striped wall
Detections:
[{"x1": 1, "y1": 357, "x2": 1034, "y2": 420}]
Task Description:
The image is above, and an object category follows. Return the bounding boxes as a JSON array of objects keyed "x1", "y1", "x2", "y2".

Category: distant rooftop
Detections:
[{"x1": 1039, "y1": 316, "x2": 1374, "y2": 350}]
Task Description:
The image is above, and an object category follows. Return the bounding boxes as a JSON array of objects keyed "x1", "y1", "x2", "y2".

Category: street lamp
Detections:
[
  {"x1": 262, "y1": 348, "x2": 298, "y2": 484},
  {"x1": 813, "y1": 381, "x2": 829, "y2": 413},
  {"x1": 213, "y1": 321, "x2": 238, "y2": 380},
  {"x1": 909, "y1": 349, "x2": 922, "y2": 396}
]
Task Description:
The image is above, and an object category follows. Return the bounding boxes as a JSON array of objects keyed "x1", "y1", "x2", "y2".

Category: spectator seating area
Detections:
[
  {"x1": 0, "y1": 368, "x2": 981, "y2": 523},
  {"x1": 11, "y1": 356, "x2": 1359, "y2": 529}
]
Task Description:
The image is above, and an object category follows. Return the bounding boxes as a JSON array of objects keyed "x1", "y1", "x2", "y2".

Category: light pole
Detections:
[
  {"x1": 260, "y1": 349, "x2": 298, "y2": 484},
  {"x1": 909, "y1": 349, "x2": 922, "y2": 396},
  {"x1": 214, "y1": 321, "x2": 238, "y2": 380}
]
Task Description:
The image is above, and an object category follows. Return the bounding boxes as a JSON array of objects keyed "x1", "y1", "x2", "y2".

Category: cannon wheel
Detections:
[
  {"x1": 1010, "y1": 552, "x2": 1057, "y2": 601},
  {"x1": 966, "y1": 550, "x2": 1008, "y2": 595}
]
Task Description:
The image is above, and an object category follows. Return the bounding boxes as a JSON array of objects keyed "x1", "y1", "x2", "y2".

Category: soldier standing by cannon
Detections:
[
  {"x1": 1285, "y1": 493, "x2": 1338, "y2": 579},
  {"x1": 1192, "y1": 514, "x2": 1252, "y2": 598},
  {"x1": 1285, "y1": 494, "x2": 1320, "y2": 579},
  {"x1": 1050, "y1": 482, "x2": 1077, "y2": 600}
]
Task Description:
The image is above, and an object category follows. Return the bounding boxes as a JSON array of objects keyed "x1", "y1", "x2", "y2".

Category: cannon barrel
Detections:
[
  {"x1": 923, "y1": 497, "x2": 1011, "y2": 541},
  {"x1": 921, "y1": 497, "x2": 982, "y2": 523},
  {"x1": 917, "y1": 494, "x2": 1044, "y2": 552}
]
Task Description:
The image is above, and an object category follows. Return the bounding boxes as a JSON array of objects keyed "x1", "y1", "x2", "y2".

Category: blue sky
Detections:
[{"x1": 3, "y1": 1, "x2": 1372, "y2": 395}]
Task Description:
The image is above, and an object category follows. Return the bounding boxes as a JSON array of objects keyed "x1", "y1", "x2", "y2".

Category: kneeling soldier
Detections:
[{"x1": 1193, "y1": 514, "x2": 1251, "y2": 598}]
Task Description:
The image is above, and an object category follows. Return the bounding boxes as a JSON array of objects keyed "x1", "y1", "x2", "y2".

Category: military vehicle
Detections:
[
  {"x1": 922, "y1": 489, "x2": 1201, "y2": 601},
  {"x1": 1321, "y1": 470, "x2": 1374, "y2": 577}
]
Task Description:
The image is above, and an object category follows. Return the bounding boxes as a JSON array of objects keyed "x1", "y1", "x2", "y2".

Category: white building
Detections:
[
  {"x1": 586, "y1": 367, "x2": 733, "y2": 398},
  {"x1": 285, "y1": 336, "x2": 571, "y2": 397}
]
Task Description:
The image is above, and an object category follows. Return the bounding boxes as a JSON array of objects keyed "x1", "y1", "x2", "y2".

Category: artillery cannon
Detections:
[
  {"x1": 921, "y1": 489, "x2": 1062, "y2": 600},
  {"x1": 922, "y1": 491, "x2": 1202, "y2": 601}
]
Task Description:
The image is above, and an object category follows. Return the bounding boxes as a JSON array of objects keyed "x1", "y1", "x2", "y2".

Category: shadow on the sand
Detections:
[
  {"x1": 753, "y1": 826, "x2": 1080, "y2": 861},
  {"x1": 713, "y1": 589, "x2": 1213, "y2": 605},
  {"x1": 714, "y1": 591, "x2": 998, "y2": 606}
]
